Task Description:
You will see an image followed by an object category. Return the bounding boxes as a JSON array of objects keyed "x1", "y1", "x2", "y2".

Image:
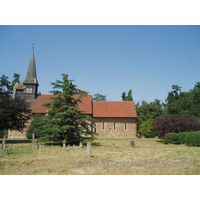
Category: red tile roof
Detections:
[
  {"x1": 17, "y1": 83, "x2": 24, "y2": 90},
  {"x1": 27, "y1": 94, "x2": 92, "y2": 114},
  {"x1": 93, "y1": 101, "x2": 137, "y2": 118}
]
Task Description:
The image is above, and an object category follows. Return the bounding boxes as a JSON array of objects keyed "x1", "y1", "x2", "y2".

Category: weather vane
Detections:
[{"x1": 32, "y1": 43, "x2": 34, "y2": 50}]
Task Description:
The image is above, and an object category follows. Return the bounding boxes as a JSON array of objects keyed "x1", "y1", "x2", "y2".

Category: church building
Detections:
[{"x1": 8, "y1": 49, "x2": 137, "y2": 139}]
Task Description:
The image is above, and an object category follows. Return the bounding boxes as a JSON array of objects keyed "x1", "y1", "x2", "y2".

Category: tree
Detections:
[
  {"x1": 26, "y1": 114, "x2": 45, "y2": 139},
  {"x1": 138, "y1": 118, "x2": 156, "y2": 138},
  {"x1": 92, "y1": 93, "x2": 106, "y2": 101},
  {"x1": 153, "y1": 116, "x2": 200, "y2": 139},
  {"x1": 11, "y1": 73, "x2": 21, "y2": 90},
  {"x1": 38, "y1": 74, "x2": 98, "y2": 144},
  {"x1": 136, "y1": 99, "x2": 165, "y2": 133},
  {"x1": 122, "y1": 89, "x2": 133, "y2": 101},
  {"x1": 0, "y1": 74, "x2": 31, "y2": 131},
  {"x1": 165, "y1": 83, "x2": 200, "y2": 119}
]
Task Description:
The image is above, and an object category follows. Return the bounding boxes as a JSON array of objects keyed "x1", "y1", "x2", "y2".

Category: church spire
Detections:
[{"x1": 23, "y1": 47, "x2": 39, "y2": 85}]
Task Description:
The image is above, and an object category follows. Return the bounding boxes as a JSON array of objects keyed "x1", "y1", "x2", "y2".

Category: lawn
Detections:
[{"x1": 0, "y1": 138, "x2": 200, "y2": 175}]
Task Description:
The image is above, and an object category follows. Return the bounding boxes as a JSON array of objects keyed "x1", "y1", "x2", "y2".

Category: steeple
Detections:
[{"x1": 23, "y1": 48, "x2": 39, "y2": 85}]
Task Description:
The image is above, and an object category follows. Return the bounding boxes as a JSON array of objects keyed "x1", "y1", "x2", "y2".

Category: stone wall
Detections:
[
  {"x1": 8, "y1": 117, "x2": 33, "y2": 139},
  {"x1": 94, "y1": 117, "x2": 137, "y2": 138}
]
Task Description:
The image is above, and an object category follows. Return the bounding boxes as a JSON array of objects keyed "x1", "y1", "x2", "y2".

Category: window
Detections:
[
  {"x1": 26, "y1": 87, "x2": 32, "y2": 93},
  {"x1": 114, "y1": 122, "x2": 116, "y2": 130},
  {"x1": 125, "y1": 123, "x2": 127, "y2": 130},
  {"x1": 94, "y1": 124, "x2": 96, "y2": 132},
  {"x1": 103, "y1": 122, "x2": 104, "y2": 130}
]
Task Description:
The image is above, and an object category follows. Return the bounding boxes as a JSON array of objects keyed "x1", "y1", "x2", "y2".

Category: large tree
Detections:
[
  {"x1": 92, "y1": 93, "x2": 106, "y2": 101},
  {"x1": 136, "y1": 99, "x2": 165, "y2": 137},
  {"x1": 122, "y1": 89, "x2": 133, "y2": 101},
  {"x1": 0, "y1": 74, "x2": 31, "y2": 131},
  {"x1": 165, "y1": 83, "x2": 200, "y2": 119},
  {"x1": 38, "y1": 74, "x2": 98, "y2": 144}
]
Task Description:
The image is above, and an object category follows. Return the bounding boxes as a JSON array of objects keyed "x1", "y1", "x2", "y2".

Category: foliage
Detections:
[
  {"x1": 0, "y1": 73, "x2": 31, "y2": 131},
  {"x1": 138, "y1": 118, "x2": 156, "y2": 138},
  {"x1": 26, "y1": 114, "x2": 45, "y2": 139},
  {"x1": 153, "y1": 116, "x2": 200, "y2": 139},
  {"x1": 92, "y1": 93, "x2": 106, "y2": 101},
  {"x1": 136, "y1": 99, "x2": 165, "y2": 132},
  {"x1": 0, "y1": 73, "x2": 21, "y2": 93},
  {"x1": 163, "y1": 132, "x2": 181, "y2": 144},
  {"x1": 122, "y1": 89, "x2": 133, "y2": 101},
  {"x1": 165, "y1": 83, "x2": 200, "y2": 118},
  {"x1": 0, "y1": 129, "x2": 8, "y2": 138},
  {"x1": 185, "y1": 131, "x2": 200, "y2": 147},
  {"x1": 177, "y1": 132, "x2": 189, "y2": 144},
  {"x1": 37, "y1": 74, "x2": 98, "y2": 144}
]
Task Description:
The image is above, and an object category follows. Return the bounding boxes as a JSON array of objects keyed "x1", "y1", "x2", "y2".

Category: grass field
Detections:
[{"x1": 0, "y1": 138, "x2": 200, "y2": 175}]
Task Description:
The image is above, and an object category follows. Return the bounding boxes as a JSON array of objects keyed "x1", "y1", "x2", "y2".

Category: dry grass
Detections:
[{"x1": 0, "y1": 138, "x2": 200, "y2": 175}]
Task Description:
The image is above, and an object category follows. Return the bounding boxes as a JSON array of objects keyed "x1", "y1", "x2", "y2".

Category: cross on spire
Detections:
[{"x1": 32, "y1": 43, "x2": 34, "y2": 50}]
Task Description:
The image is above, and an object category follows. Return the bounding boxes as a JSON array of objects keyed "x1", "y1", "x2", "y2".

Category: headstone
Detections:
[
  {"x1": 87, "y1": 142, "x2": 91, "y2": 157},
  {"x1": 2, "y1": 139, "x2": 6, "y2": 150},
  {"x1": 35, "y1": 142, "x2": 38, "y2": 149},
  {"x1": 13, "y1": 145, "x2": 16, "y2": 148},
  {"x1": 1, "y1": 150, "x2": 9, "y2": 155},
  {"x1": 130, "y1": 141, "x2": 134, "y2": 147},
  {"x1": 71, "y1": 146, "x2": 73, "y2": 151},
  {"x1": 32, "y1": 134, "x2": 35, "y2": 146},
  {"x1": 63, "y1": 142, "x2": 66, "y2": 148},
  {"x1": 79, "y1": 142, "x2": 83, "y2": 148},
  {"x1": 39, "y1": 143, "x2": 41, "y2": 154},
  {"x1": 68, "y1": 145, "x2": 70, "y2": 150}
]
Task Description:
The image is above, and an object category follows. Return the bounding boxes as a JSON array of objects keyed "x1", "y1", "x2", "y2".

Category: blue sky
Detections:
[{"x1": 1, "y1": 25, "x2": 200, "y2": 103}]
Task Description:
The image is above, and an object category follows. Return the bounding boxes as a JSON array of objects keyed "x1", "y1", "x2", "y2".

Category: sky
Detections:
[{"x1": 1, "y1": 25, "x2": 200, "y2": 104}]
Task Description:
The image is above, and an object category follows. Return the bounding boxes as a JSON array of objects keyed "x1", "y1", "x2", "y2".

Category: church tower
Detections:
[{"x1": 16, "y1": 47, "x2": 39, "y2": 100}]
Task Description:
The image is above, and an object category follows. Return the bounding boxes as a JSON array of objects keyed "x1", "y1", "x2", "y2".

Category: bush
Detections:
[
  {"x1": 178, "y1": 132, "x2": 189, "y2": 144},
  {"x1": 153, "y1": 116, "x2": 200, "y2": 139},
  {"x1": 138, "y1": 118, "x2": 156, "y2": 138},
  {"x1": 163, "y1": 133, "x2": 181, "y2": 144},
  {"x1": 185, "y1": 131, "x2": 200, "y2": 147},
  {"x1": 26, "y1": 114, "x2": 45, "y2": 139},
  {"x1": 0, "y1": 129, "x2": 8, "y2": 138}
]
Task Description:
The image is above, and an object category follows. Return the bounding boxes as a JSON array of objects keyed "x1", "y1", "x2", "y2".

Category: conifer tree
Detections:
[{"x1": 39, "y1": 74, "x2": 98, "y2": 144}]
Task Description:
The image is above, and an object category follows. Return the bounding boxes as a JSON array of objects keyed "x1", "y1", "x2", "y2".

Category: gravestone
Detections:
[
  {"x1": 32, "y1": 134, "x2": 35, "y2": 146},
  {"x1": 63, "y1": 143, "x2": 66, "y2": 148},
  {"x1": 13, "y1": 145, "x2": 16, "y2": 148},
  {"x1": 68, "y1": 145, "x2": 70, "y2": 150},
  {"x1": 87, "y1": 142, "x2": 91, "y2": 157},
  {"x1": 35, "y1": 142, "x2": 38, "y2": 149},
  {"x1": 71, "y1": 146, "x2": 73, "y2": 151},
  {"x1": 1, "y1": 150, "x2": 9, "y2": 155},
  {"x1": 130, "y1": 141, "x2": 134, "y2": 147},
  {"x1": 2, "y1": 139, "x2": 6, "y2": 150},
  {"x1": 79, "y1": 142, "x2": 83, "y2": 148},
  {"x1": 39, "y1": 144, "x2": 41, "y2": 154}
]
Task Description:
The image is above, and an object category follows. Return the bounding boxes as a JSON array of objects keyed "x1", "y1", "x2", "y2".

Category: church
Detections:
[{"x1": 8, "y1": 49, "x2": 137, "y2": 139}]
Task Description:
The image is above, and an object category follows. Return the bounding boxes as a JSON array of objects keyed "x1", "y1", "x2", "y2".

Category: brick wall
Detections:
[{"x1": 94, "y1": 117, "x2": 137, "y2": 138}]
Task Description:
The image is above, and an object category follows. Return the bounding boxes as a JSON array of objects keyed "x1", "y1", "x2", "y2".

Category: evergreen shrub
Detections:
[
  {"x1": 163, "y1": 132, "x2": 181, "y2": 144},
  {"x1": 185, "y1": 131, "x2": 200, "y2": 147},
  {"x1": 178, "y1": 132, "x2": 189, "y2": 144},
  {"x1": 26, "y1": 114, "x2": 45, "y2": 139}
]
